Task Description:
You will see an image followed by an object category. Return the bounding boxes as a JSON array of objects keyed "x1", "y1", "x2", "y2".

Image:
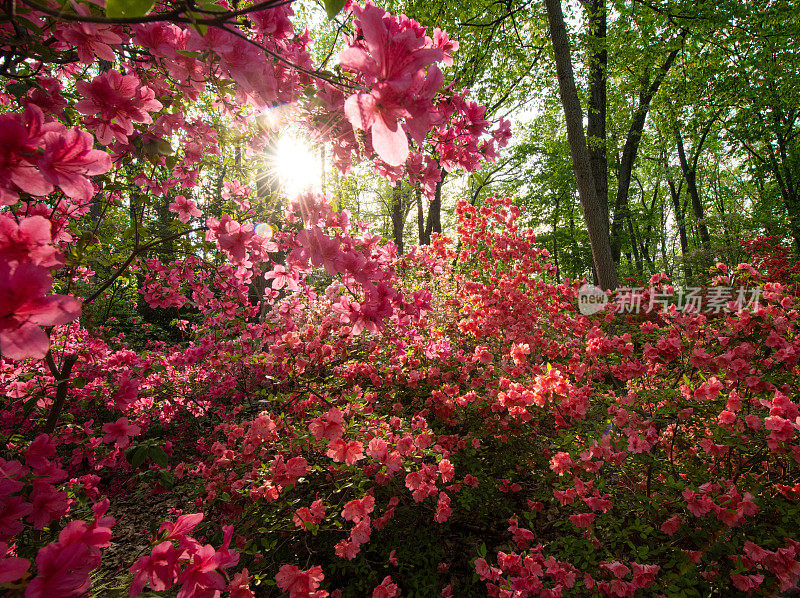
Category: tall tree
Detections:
[
  {"x1": 583, "y1": 0, "x2": 607, "y2": 221},
  {"x1": 674, "y1": 119, "x2": 714, "y2": 252},
  {"x1": 608, "y1": 42, "x2": 682, "y2": 262},
  {"x1": 390, "y1": 181, "x2": 405, "y2": 254},
  {"x1": 545, "y1": 0, "x2": 618, "y2": 289}
]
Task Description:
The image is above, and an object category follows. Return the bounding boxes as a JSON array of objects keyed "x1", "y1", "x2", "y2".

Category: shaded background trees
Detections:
[{"x1": 306, "y1": 0, "x2": 800, "y2": 286}]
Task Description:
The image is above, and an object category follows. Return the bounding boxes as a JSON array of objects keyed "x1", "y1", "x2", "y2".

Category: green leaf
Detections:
[
  {"x1": 324, "y1": 0, "x2": 346, "y2": 19},
  {"x1": 159, "y1": 470, "x2": 175, "y2": 489},
  {"x1": 129, "y1": 446, "x2": 148, "y2": 469},
  {"x1": 71, "y1": 376, "x2": 90, "y2": 389},
  {"x1": 149, "y1": 447, "x2": 168, "y2": 467},
  {"x1": 155, "y1": 139, "x2": 174, "y2": 156},
  {"x1": 22, "y1": 393, "x2": 42, "y2": 418},
  {"x1": 6, "y1": 81, "x2": 31, "y2": 98},
  {"x1": 106, "y1": 0, "x2": 155, "y2": 18},
  {"x1": 15, "y1": 15, "x2": 44, "y2": 35},
  {"x1": 188, "y1": 18, "x2": 208, "y2": 36},
  {"x1": 197, "y1": 1, "x2": 226, "y2": 12}
]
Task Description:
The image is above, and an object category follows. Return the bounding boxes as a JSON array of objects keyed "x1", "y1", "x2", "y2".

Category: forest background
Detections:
[{"x1": 301, "y1": 0, "x2": 799, "y2": 291}]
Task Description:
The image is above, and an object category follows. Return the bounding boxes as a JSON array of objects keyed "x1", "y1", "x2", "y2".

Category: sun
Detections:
[{"x1": 272, "y1": 133, "x2": 323, "y2": 198}]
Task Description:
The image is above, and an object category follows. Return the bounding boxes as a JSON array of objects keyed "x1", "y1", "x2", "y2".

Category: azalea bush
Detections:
[{"x1": 1, "y1": 0, "x2": 800, "y2": 597}]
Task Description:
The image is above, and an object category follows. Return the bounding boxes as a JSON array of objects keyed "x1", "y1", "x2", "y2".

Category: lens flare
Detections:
[{"x1": 272, "y1": 133, "x2": 322, "y2": 198}]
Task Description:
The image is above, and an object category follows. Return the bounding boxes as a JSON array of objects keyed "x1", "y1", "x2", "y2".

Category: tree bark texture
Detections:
[{"x1": 545, "y1": 0, "x2": 618, "y2": 290}]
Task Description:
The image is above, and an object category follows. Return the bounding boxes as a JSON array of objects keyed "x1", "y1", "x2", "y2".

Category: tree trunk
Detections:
[
  {"x1": 553, "y1": 192, "x2": 562, "y2": 283},
  {"x1": 768, "y1": 123, "x2": 800, "y2": 252},
  {"x1": 545, "y1": 0, "x2": 618, "y2": 290},
  {"x1": 627, "y1": 212, "x2": 643, "y2": 276},
  {"x1": 659, "y1": 207, "x2": 668, "y2": 275},
  {"x1": 424, "y1": 169, "x2": 446, "y2": 242},
  {"x1": 583, "y1": 0, "x2": 608, "y2": 222},
  {"x1": 675, "y1": 128, "x2": 711, "y2": 251},
  {"x1": 391, "y1": 181, "x2": 404, "y2": 255},
  {"x1": 416, "y1": 187, "x2": 425, "y2": 245},
  {"x1": 667, "y1": 178, "x2": 692, "y2": 281},
  {"x1": 610, "y1": 47, "x2": 680, "y2": 262},
  {"x1": 639, "y1": 180, "x2": 659, "y2": 271}
]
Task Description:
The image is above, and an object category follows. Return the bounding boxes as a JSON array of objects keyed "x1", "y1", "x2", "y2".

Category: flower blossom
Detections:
[
  {"x1": 0, "y1": 262, "x2": 81, "y2": 360},
  {"x1": 275, "y1": 564, "x2": 325, "y2": 598},
  {"x1": 75, "y1": 70, "x2": 163, "y2": 145},
  {"x1": 101, "y1": 417, "x2": 141, "y2": 449},
  {"x1": 168, "y1": 195, "x2": 202, "y2": 223},
  {"x1": 339, "y1": 4, "x2": 444, "y2": 166}
]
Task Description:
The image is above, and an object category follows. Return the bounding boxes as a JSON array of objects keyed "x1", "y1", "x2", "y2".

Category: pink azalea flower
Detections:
[
  {"x1": 308, "y1": 407, "x2": 344, "y2": 441},
  {"x1": 0, "y1": 106, "x2": 58, "y2": 204},
  {"x1": 263, "y1": 264, "x2": 301, "y2": 292},
  {"x1": 367, "y1": 438, "x2": 389, "y2": 461},
  {"x1": 0, "y1": 495, "x2": 32, "y2": 540},
  {"x1": 433, "y1": 28, "x2": 458, "y2": 65},
  {"x1": 492, "y1": 118, "x2": 513, "y2": 147},
  {"x1": 339, "y1": 4, "x2": 444, "y2": 166},
  {"x1": 249, "y1": 5, "x2": 294, "y2": 39},
  {"x1": 349, "y1": 516, "x2": 372, "y2": 545},
  {"x1": 341, "y1": 495, "x2": 375, "y2": 522},
  {"x1": 434, "y1": 460, "x2": 454, "y2": 484},
  {"x1": 129, "y1": 541, "x2": 181, "y2": 596},
  {"x1": 334, "y1": 539, "x2": 360, "y2": 560},
  {"x1": 54, "y1": 5, "x2": 123, "y2": 64},
  {"x1": 326, "y1": 438, "x2": 364, "y2": 465},
  {"x1": 175, "y1": 544, "x2": 226, "y2": 598},
  {"x1": 602, "y1": 561, "x2": 631, "y2": 579},
  {"x1": 25, "y1": 542, "x2": 96, "y2": 598},
  {"x1": 26, "y1": 503, "x2": 114, "y2": 598},
  {"x1": 228, "y1": 568, "x2": 256, "y2": 598},
  {"x1": 296, "y1": 227, "x2": 343, "y2": 276},
  {"x1": 101, "y1": 417, "x2": 141, "y2": 449},
  {"x1": 275, "y1": 564, "x2": 324, "y2": 598},
  {"x1": 114, "y1": 370, "x2": 140, "y2": 411},
  {"x1": 37, "y1": 128, "x2": 112, "y2": 201},
  {"x1": 159, "y1": 513, "x2": 204, "y2": 542},
  {"x1": 0, "y1": 542, "x2": 29, "y2": 583},
  {"x1": 732, "y1": 573, "x2": 765, "y2": 592},
  {"x1": 294, "y1": 500, "x2": 326, "y2": 529},
  {"x1": 549, "y1": 451, "x2": 575, "y2": 476},
  {"x1": 24, "y1": 434, "x2": 56, "y2": 472},
  {"x1": 474, "y1": 558, "x2": 502, "y2": 581},
  {"x1": 24, "y1": 77, "x2": 68, "y2": 116},
  {"x1": 0, "y1": 262, "x2": 81, "y2": 360},
  {"x1": 434, "y1": 492, "x2": 452, "y2": 523},
  {"x1": 206, "y1": 215, "x2": 254, "y2": 264},
  {"x1": 569, "y1": 513, "x2": 596, "y2": 528},
  {"x1": 372, "y1": 575, "x2": 400, "y2": 598},
  {"x1": 132, "y1": 22, "x2": 188, "y2": 60},
  {"x1": 344, "y1": 86, "x2": 411, "y2": 166},
  {"x1": 0, "y1": 215, "x2": 63, "y2": 268},
  {"x1": 30, "y1": 481, "x2": 68, "y2": 530},
  {"x1": 215, "y1": 525, "x2": 239, "y2": 570},
  {"x1": 168, "y1": 195, "x2": 202, "y2": 223},
  {"x1": 75, "y1": 70, "x2": 162, "y2": 145}
]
